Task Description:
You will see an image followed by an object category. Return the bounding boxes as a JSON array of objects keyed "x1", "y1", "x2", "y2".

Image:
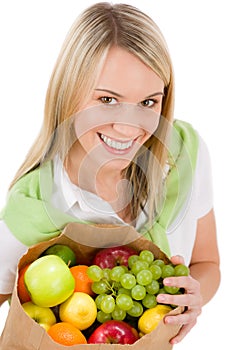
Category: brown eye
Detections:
[
  {"x1": 140, "y1": 99, "x2": 156, "y2": 107},
  {"x1": 100, "y1": 96, "x2": 117, "y2": 104}
]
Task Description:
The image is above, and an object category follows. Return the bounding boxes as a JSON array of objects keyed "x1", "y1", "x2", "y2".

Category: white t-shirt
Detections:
[{"x1": 0, "y1": 134, "x2": 213, "y2": 294}]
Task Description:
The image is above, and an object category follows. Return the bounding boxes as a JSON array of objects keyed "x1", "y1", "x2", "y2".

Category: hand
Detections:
[{"x1": 156, "y1": 255, "x2": 203, "y2": 344}]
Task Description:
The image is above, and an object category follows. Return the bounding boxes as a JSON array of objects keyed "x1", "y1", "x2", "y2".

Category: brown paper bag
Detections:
[{"x1": 0, "y1": 222, "x2": 183, "y2": 350}]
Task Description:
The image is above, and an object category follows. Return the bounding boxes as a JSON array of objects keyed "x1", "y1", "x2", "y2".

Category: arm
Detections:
[
  {"x1": 0, "y1": 221, "x2": 28, "y2": 308},
  {"x1": 157, "y1": 209, "x2": 220, "y2": 344},
  {"x1": 189, "y1": 208, "x2": 220, "y2": 304}
]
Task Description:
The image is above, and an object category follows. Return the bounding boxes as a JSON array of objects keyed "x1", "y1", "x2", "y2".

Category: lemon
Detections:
[
  {"x1": 59, "y1": 292, "x2": 97, "y2": 330},
  {"x1": 138, "y1": 305, "x2": 172, "y2": 334}
]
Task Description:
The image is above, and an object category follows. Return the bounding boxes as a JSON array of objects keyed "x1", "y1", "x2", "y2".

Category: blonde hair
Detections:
[{"x1": 10, "y1": 2, "x2": 175, "y2": 223}]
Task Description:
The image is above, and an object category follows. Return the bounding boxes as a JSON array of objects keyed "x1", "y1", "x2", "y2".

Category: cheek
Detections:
[
  {"x1": 73, "y1": 104, "x2": 161, "y2": 149},
  {"x1": 141, "y1": 131, "x2": 153, "y2": 144},
  {"x1": 140, "y1": 113, "x2": 160, "y2": 140},
  {"x1": 74, "y1": 114, "x2": 98, "y2": 144},
  {"x1": 74, "y1": 112, "x2": 97, "y2": 141},
  {"x1": 78, "y1": 131, "x2": 99, "y2": 151}
]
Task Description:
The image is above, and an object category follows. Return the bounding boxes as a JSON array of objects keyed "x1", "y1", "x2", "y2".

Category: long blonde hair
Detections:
[{"x1": 10, "y1": 2, "x2": 175, "y2": 223}]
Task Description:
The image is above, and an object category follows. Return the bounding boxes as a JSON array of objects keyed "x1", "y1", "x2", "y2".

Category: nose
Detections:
[{"x1": 112, "y1": 123, "x2": 141, "y2": 138}]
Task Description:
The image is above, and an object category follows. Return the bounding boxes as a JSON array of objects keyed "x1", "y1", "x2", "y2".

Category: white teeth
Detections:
[{"x1": 100, "y1": 134, "x2": 133, "y2": 150}]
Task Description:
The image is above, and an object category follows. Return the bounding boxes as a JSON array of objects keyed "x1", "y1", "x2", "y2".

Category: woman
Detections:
[{"x1": 0, "y1": 2, "x2": 220, "y2": 345}]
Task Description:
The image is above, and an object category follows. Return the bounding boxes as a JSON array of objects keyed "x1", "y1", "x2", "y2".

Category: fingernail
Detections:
[
  {"x1": 157, "y1": 294, "x2": 165, "y2": 302},
  {"x1": 164, "y1": 278, "x2": 171, "y2": 285}
]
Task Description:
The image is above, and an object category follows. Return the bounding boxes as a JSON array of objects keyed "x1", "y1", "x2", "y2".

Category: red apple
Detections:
[
  {"x1": 93, "y1": 246, "x2": 138, "y2": 268},
  {"x1": 87, "y1": 320, "x2": 139, "y2": 344}
]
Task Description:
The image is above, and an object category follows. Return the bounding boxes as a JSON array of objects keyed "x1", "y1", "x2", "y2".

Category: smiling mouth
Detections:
[{"x1": 99, "y1": 133, "x2": 134, "y2": 150}]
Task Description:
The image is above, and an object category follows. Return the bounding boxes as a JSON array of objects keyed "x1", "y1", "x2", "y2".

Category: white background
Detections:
[{"x1": 0, "y1": 0, "x2": 232, "y2": 348}]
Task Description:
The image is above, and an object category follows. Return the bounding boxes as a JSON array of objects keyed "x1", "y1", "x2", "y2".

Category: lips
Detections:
[{"x1": 99, "y1": 133, "x2": 133, "y2": 151}]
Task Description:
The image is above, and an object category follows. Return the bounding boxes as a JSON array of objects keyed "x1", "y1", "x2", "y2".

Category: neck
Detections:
[
  {"x1": 64, "y1": 141, "x2": 133, "y2": 221},
  {"x1": 65, "y1": 142, "x2": 125, "y2": 201}
]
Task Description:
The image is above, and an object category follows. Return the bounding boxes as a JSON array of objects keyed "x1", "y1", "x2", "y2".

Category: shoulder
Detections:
[
  {"x1": 173, "y1": 119, "x2": 199, "y2": 141},
  {"x1": 173, "y1": 119, "x2": 212, "y2": 190},
  {"x1": 193, "y1": 132, "x2": 213, "y2": 217},
  {"x1": 196, "y1": 132, "x2": 212, "y2": 165},
  {"x1": 174, "y1": 119, "x2": 211, "y2": 161},
  {"x1": 171, "y1": 119, "x2": 199, "y2": 170},
  {"x1": 174, "y1": 122, "x2": 214, "y2": 218},
  {"x1": 5, "y1": 160, "x2": 54, "y2": 201},
  {"x1": 171, "y1": 119, "x2": 213, "y2": 216}
]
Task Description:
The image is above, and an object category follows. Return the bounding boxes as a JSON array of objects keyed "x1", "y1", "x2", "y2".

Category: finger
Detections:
[
  {"x1": 170, "y1": 255, "x2": 185, "y2": 265},
  {"x1": 163, "y1": 275, "x2": 200, "y2": 293},
  {"x1": 164, "y1": 308, "x2": 201, "y2": 326},
  {"x1": 156, "y1": 291, "x2": 198, "y2": 307},
  {"x1": 169, "y1": 320, "x2": 197, "y2": 344}
]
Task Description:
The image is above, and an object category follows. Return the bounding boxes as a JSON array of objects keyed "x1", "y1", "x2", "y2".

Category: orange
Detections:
[
  {"x1": 70, "y1": 265, "x2": 94, "y2": 296},
  {"x1": 17, "y1": 264, "x2": 31, "y2": 303},
  {"x1": 48, "y1": 322, "x2": 87, "y2": 346}
]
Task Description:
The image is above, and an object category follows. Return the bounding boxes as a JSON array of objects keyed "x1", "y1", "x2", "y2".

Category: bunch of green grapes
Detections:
[{"x1": 87, "y1": 250, "x2": 189, "y2": 324}]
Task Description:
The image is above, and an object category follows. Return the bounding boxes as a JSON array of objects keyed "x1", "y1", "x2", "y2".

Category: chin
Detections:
[{"x1": 105, "y1": 158, "x2": 132, "y2": 172}]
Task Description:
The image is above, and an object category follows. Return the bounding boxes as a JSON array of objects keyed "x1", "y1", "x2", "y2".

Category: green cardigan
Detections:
[{"x1": 0, "y1": 120, "x2": 198, "y2": 257}]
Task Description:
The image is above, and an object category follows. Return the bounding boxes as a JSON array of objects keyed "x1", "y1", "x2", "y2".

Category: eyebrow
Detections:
[
  {"x1": 95, "y1": 88, "x2": 164, "y2": 99},
  {"x1": 95, "y1": 89, "x2": 124, "y2": 98},
  {"x1": 145, "y1": 92, "x2": 165, "y2": 98}
]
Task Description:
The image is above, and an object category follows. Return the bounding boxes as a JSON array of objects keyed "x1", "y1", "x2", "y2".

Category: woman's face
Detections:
[{"x1": 74, "y1": 46, "x2": 165, "y2": 172}]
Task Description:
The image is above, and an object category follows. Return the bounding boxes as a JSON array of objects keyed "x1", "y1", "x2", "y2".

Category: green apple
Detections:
[
  {"x1": 41, "y1": 244, "x2": 77, "y2": 267},
  {"x1": 22, "y1": 301, "x2": 56, "y2": 331},
  {"x1": 24, "y1": 255, "x2": 75, "y2": 307}
]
